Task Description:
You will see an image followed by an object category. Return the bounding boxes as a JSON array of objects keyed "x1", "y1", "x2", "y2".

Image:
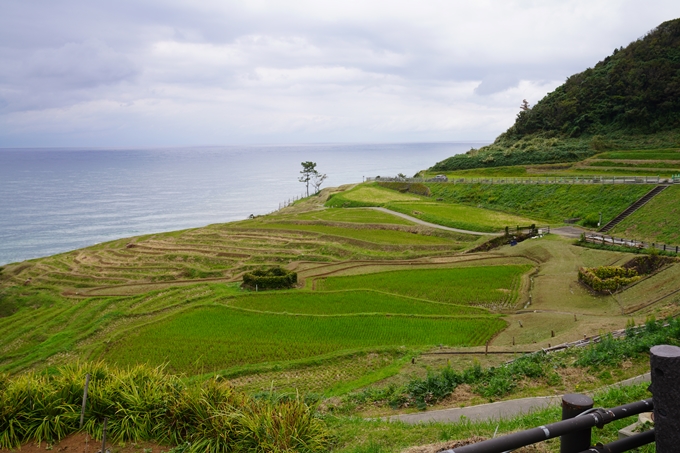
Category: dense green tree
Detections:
[{"x1": 432, "y1": 18, "x2": 680, "y2": 171}]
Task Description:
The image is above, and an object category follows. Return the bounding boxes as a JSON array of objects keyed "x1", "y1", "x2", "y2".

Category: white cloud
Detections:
[{"x1": 0, "y1": 0, "x2": 679, "y2": 146}]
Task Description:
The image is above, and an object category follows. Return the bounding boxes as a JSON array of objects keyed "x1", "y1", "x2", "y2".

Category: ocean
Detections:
[{"x1": 0, "y1": 142, "x2": 485, "y2": 265}]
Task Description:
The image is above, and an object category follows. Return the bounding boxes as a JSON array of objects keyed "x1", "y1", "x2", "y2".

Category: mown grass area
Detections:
[
  {"x1": 316, "y1": 266, "x2": 530, "y2": 309},
  {"x1": 106, "y1": 306, "x2": 506, "y2": 375},
  {"x1": 610, "y1": 185, "x2": 680, "y2": 244},
  {"x1": 425, "y1": 183, "x2": 652, "y2": 225},
  {"x1": 383, "y1": 202, "x2": 540, "y2": 232},
  {"x1": 228, "y1": 290, "x2": 489, "y2": 316},
  {"x1": 286, "y1": 208, "x2": 414, "y2": 224},
  {"x1": 325, "y1": 184, "x2": 423, "y2": 207}
]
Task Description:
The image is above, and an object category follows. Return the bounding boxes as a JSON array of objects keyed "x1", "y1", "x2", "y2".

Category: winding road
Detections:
[{"x1": 370, "y1": 207, "x2": 503, "y2": 236}]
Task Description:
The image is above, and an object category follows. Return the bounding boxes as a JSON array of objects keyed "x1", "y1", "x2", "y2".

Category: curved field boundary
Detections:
[
  {"x1": 299, "y1": 256, "x2": 533, "y2": 282},
  {"x1": 369, "y1": 207, "x2": 503, "y2": 236}
]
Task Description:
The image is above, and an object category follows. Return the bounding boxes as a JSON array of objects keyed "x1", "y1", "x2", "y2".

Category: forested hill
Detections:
[{"x1": 432, "y1": 18, "x2": 680, "y2": 171}]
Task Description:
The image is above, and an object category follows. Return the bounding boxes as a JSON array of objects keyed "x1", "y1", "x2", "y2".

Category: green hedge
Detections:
[
  {"x1": 578, "y1": 266, "x2": 640, "y2": 292},
  {"x1": 376, "y1": 182, "x2": 431, "y2": 196},
  {"x1": 242, "y1": 266, "x2": 298, "y2": 290}
]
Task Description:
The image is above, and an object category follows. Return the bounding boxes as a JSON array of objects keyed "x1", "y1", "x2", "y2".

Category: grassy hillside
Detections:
[
  {"x1": 425, "y1": 183, "x2": 652, "y2": 226},
  {"x1": 2, "y1": 182, "x2": 680, "y2": 453},
  {"x1": 431, "y1": 17, "x2": 680, "y2": 171},
  {"x1": 610, "y1": 184, "x2": 680, "y2": 244}
]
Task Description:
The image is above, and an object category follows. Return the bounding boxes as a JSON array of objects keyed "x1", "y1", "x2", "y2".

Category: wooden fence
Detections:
[{"x1": 584, "y1": 233, "x2": 680, "y2": 255}]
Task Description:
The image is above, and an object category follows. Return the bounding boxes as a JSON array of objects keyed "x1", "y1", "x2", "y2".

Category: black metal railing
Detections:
[{"x1": 442, "y1": 344, "x2": 680, "y2": 453}]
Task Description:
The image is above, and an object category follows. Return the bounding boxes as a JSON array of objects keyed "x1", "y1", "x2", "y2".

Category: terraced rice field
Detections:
[
  {"x1": 0, "y1": 204, "x2": 492, "y2": 375},
  {"x1": 288, "y1": 207, "x2": 413, "y2": 224},
  {"x1": 315, "y1": 266, "x2": 530, "y2": 309},
  {"x1": 228, "y1": 290, "x2": 489, "y2": 315},
  {"x1": 106, "y1": 305, "x2": 506, "y2": 374}
]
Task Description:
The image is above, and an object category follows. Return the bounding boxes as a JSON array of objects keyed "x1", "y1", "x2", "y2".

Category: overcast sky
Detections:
[{"x1": 1, "y1": 1, "x2": 679, "y2": 147}]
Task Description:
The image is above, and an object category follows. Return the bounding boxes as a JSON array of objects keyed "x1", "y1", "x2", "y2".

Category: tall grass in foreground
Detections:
[{"x1": 0, "y1": 362, "x2": 328, "y2": 453}]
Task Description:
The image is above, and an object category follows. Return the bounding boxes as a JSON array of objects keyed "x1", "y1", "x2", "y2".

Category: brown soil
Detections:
[{"x1": 0, "y1": 434, "x2": 172, "y2": 453}]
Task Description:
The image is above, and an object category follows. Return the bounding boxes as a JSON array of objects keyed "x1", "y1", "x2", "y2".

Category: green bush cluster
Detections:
[
  {"x1": 576, "y1": 317, "x2": 680, "y2": 367},
  {"x1": 578, "y1": 266, "x2": 641, "y2": 292},
  {"x1": 393, "y1": 353, "x2": 553, "y2": 409},
  {"x1": 376, "y1": 182, "x2": 431, "y2": 196},
  {"x1": 341, "y1": 353, "x2": 555, "y2": 411},
  {"x1": 0, "y1": 362, "x2": 328, "y2": 452},
  {"x1": 343, "y1": 318, "x2": 680, "y2": 412},
  {"x1": 431, "y1": 146, "x2": 591, "y2": 171},
  {"x1": 242, "y1": 266, "x2": 297, "y2": 290}
]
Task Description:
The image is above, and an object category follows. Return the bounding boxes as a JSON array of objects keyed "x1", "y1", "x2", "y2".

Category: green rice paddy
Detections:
[
  {"x1": 228, "y1": 290, "x2": 489, "y2": 316},
  {"x1": 107, "y1": 306, "x2": 505, "y2": 374},
  {"x1": 247, "y1": 222, "x2": 463, "y2": 245},
  {"x1": 316, "y1": 265, "x2": 530, "y2": 308},
  {"x1": 287, "y1": 207, "x2": 413, "y2": 224}
]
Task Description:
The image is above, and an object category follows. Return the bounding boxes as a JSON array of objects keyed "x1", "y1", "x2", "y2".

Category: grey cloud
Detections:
[
  {"x1": 1, "y1": 0, "x2": 679, "y2": 146},
  {"x1": 474, "y1": 74, "x2": 520, "y2": 95},
  {"x1": 23, "y1": 41, "x2": 139, "y2": 89}
]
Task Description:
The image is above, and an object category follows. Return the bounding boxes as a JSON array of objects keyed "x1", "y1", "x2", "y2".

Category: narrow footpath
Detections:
[
  {"x1": 370, "y1": 207, "x2": 503, "y2": 236},
  {"x1": 385, "y1": 373, "x2": 650, "y2": 424}
]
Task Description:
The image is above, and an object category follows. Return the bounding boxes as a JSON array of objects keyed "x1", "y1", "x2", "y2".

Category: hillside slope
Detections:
[{"x1": 433, "y1": 18, "x2": 680, "y2": 171}]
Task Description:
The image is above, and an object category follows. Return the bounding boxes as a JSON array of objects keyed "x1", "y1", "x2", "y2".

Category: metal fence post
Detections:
[
  {"x1": 560, "y1": 393, "x2": 593, "y2": 453},
  {"x1": 650, "y1": 345, "x2": 680, "y2": 452}
]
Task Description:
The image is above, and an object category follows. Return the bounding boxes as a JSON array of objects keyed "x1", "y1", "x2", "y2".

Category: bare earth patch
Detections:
[{"x1": 0, "y1": 433, "x2": 171, "y2": 453}]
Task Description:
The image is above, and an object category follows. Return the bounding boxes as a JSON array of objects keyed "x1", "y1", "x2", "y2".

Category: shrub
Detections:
[
  {"x1": 376, "y1": 182, "x2": 430, "y2": 196},
  {"x1": 581, "y1": 213, "x2": 600, "y2": 228},
  {"x1": 242, "y1": 267, "x2": 297, "y2": 290},
  {"x1": 0, "y1": 363, "x2": 328, "y2": 452},
  {"x1": 578, "y1": 266, "x2": 640, "y2": 292}
]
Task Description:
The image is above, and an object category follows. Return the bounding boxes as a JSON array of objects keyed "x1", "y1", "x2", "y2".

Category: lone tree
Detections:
[{"x1": 299, "y1": 161, "x2": 327, "y2": 196}]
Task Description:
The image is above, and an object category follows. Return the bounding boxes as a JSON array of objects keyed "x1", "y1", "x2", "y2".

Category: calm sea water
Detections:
[{"x1": 0, "y1": 143, "x2": 485, "y2": 265}]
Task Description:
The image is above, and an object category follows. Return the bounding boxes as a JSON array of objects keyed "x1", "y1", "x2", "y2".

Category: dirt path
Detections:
[
  {"x1": 385, "y1": 373, "x2": 650, "y2": 424},
  {"x1": 369, "y1": 207, "x2": 503, "y2": 236}
]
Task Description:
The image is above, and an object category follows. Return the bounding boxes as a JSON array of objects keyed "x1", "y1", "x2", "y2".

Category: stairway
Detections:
[{"x1": 599, "y1": 185, "x2": 669, "y2": 233}]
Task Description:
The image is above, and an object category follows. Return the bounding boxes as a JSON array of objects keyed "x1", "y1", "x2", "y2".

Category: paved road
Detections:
[
  {"x1": 370, "y1": 207, "x2": 502, "y2": 236},
  {"x1": 385, "y1": 373, "x2": 651, "y2": 424},
  {"x1": 550, "y1": 226, "x2": 587, "y2": 239}
]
